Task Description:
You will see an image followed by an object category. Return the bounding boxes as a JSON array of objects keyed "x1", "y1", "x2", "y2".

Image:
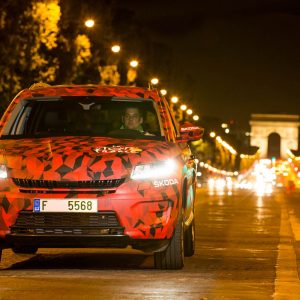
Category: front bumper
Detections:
[
  {"x1": 0, "y1": 177, "x2": 181, "y2": 243},
  {"x1": 0, "y1": 233, "x2": 170, "y2": 253}
]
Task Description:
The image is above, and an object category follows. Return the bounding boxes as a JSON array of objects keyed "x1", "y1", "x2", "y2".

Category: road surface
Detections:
[{"x1": 1, "y1": 188, "x2": 300, "y2": 299}]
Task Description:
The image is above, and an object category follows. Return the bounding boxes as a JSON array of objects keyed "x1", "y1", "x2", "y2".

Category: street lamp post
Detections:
[
  {"x1": 129, "y1": 60, "x2": 139, "y2": 68},
  {"x1": 150, "y1": 77, "x2": 159, "y2": 85},
  {"x1": 127, "y1": 59, "x2": 139, "y2": 86},
  {"x1": 160, "y1": 89, "x2": 167, "y2": 96},
  {"x1": 169, "y1": 96, "x2": 179, "y2": 119},
  {"x1": 111, "y1": 44, "x2": 121, "y2": 53},
  {"x1": 84, "y1": 19, "x2": 95, "y2": 28},
  {"x1": 193, "y1": 115, "x2": 199, "y2": 121},
  {"x1": 180, "y1": 104, "x2": 187, "y2": 122},
  {"x1": 186, "y1": 109, "x2": 193, "y2": 116}
]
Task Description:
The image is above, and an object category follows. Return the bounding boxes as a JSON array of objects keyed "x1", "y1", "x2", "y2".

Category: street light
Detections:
[
  {"x1": 186, "y1": 109, "x2": 193, "y2": 115},
  {"x1": 111, "y1": 45, "x2": 121, "y2": 53},
  {"x1": 180, "y1": 104, "x2": 187, "y2": 111},
  {"x1": 84, "y1": 19, "x2": 95, "y2": 28},
  {"x1": 210, "y1": 131, "x2": 216, "y2": 138},
  {"x1": 160, "y1": 89, "x2": 167, "y2": 96},
  {"x1": 129, "y1": 60, "x2": 139, "y2": 68},
  {"x1": 171, "y1": 96, "x2": 178, "y2": 104},
  {"x1": 193, "y1": 115, "x2": 199, "y2": 121},
  {"x1": 150, "y1": 78, "x2": 159, "y2": 85}
]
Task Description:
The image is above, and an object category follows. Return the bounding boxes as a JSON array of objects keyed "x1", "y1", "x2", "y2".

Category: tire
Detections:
[
  {"x1": 12, "y1": 246, "x2": 38, "y2": 254},
  {"x1": 184, "y1": 219, "x2": 195, "y2": 257},
  {"x1": 154, "y1": 217, "x2": 184, "y2": 270}
]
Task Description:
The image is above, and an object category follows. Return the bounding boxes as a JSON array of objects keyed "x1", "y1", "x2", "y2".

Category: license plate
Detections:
[{"x1": 33, "y1": 199, "x2": 98, "y2": 213}]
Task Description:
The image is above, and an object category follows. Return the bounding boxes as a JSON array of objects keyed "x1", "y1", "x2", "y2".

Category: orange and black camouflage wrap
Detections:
[{"x1": 0, "y1": 85, "x2": 195, "y2": 245}]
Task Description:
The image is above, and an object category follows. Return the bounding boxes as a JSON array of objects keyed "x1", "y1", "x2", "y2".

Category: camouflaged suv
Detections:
[{"x1": 0, "y1": 84, "x2": 203, "y2": 269}]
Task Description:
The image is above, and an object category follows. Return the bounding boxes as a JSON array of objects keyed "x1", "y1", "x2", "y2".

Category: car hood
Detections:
[{"x1": 0, "y1": 136, "x2": 181, "y2": 180}]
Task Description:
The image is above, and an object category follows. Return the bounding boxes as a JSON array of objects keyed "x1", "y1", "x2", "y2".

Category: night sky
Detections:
[{"x1": 118, "y1": 0, "x2": 300, "y2": 129}]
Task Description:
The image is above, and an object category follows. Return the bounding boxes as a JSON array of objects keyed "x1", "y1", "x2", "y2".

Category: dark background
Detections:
[
  {"x1": 1, "y1": 0, "x2": 300, "y2": 130},
  {"x1": 115, "y1": 0, "x2": 300, "y2": 129}
]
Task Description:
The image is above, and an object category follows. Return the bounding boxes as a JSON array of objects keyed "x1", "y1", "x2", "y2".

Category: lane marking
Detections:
[
  {"x1": 289, "y1": 211, "x2": 300, "y2": 242},
  {"x1": 273, "y1": 200, "x2": 300, "y2": 299}
]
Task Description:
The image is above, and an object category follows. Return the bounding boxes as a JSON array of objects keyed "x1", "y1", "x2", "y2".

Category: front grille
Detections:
[
  {"x1": 12, "y1": 178, "x2": 125, "y2": 189},
  {"x1": 10, "y1": 211, "x2": 124, "y2": 236},
  {"x1": 19, "y1": 189, "x2": 116, "y2": 195}
]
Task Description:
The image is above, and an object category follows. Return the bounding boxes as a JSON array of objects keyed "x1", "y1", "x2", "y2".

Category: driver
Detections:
[{"x1": 122, "y1": 107, "x2": 144, "y2": 132}]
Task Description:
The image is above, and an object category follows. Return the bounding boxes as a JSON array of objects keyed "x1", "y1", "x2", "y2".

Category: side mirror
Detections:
[{"x1": 178, "y1": 122, "x2": 204, "y2": 142}]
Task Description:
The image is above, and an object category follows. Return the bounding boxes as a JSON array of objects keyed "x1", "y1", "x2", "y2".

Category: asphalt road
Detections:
[{"x1": 1, "y1": 188, "x2": 300, "y2": 300}]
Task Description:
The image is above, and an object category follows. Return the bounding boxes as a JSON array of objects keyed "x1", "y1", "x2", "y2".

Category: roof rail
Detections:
[{"x1": 29, "y1": 82, "x2": 51, "y2": 90}]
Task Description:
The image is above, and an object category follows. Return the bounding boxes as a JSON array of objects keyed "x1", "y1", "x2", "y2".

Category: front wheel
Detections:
[{"x1": 154, "y1": 217, "x2": 184, "y2": 270}]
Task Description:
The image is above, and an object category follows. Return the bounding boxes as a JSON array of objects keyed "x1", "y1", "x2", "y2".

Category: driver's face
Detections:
[{"x1": 123, "y1": 107, "x2": 143, "y2": 130}]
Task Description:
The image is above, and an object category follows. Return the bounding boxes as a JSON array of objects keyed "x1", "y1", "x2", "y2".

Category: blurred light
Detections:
[
  {"x1": 85, "y1": 19, "x2": 95, "y2": 28},
  {"x1": 151, "y1": 78, "x2": 159, "y2": 85},
  {"x1": 160, "y1": 89, "x2": 167, "y2": 96},
  {"x1": 210, "y1": 131, "x2": 216, "y2": 138},
  {"x1": 215, "y1": 136, "x2": 237, "y2": 154},
  {"x1": 111, "y1": 45, "x2": 121, "y2": 53},
  {"x1": 225, "y1": 128, "x2": 230, "y2": 134},
  {"x1": 221, "y1": 123, "x2": 228, "y2": 128},
  {"x1": 186, "y1": 109, "x2": 193, "y2": 115},
  {"x1": 171, "y1": 96, "x2": 178, "y2": 103},
  {"x1": 216, "y1": 178, "x2": 226, "y2": 190},
  {"x1": 180, "y1": 104, "x2": 187, "y2": 111},
  {"x1": 197, "y1": 171, "x2": 202, "y2": 177},
  {"x1": 193, "y1": 115, "x2": 199, "y2": 121},
  {"x1": 245, "y1": 132, "x2": 251, "y2": 136},
  {"x1": 208, "y1": 178, "x2": 215, "y2": 189},
  {"x1": 129, "y1": 60, "x2": 139, "y2": 68},
  {"x1": 226, "y1": 177, "x2": 233, "y2": 190},
  {"x1": 0, "y1": 165, "x2": 7, "y2": 179},
  {"x1": 131, "y1": 159, "x2": 176, "y2": 180}
]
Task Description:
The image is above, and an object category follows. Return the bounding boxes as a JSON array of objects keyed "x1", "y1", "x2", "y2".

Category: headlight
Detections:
[
  {"x1": 0, "y1": 165, "x2": 7, "y2": 179},
  {"x1": 131, "y1": 159, "x2": 177, "y2": 180}
]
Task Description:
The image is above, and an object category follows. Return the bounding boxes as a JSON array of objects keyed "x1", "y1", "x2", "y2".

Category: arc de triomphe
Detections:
[{"x1": 250, "y1": 114, "x2": 300, "y2": 159}]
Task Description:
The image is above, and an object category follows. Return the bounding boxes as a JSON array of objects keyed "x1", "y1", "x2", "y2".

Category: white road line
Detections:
[
  {"x1": 289, "y1": 211, "x2": 300, "y2": 242},
  {"x1": 273, "y1": 200, "x2": 300, "y2": 299}
]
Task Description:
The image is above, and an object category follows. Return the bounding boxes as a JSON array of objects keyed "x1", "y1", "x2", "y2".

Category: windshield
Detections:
[{"x1": 1, "y1": 96, "x2": 164, "y2": 140}]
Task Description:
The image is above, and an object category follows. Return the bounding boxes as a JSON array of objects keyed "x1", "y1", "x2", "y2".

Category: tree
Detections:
[{"x1": 0, "y1": 0, "x2": 61, "y2": 109}]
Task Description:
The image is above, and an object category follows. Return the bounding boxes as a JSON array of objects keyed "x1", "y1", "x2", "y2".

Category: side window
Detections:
[
  {"x1": 15, "y1": 106, "x2": 32, "y2": 135},
  {"x1": 9, "y1": 105, "x2": 33, "y2": 135}
]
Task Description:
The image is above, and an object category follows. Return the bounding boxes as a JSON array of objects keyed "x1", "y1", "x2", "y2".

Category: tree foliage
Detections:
[
  {"x1": 0, "y1": 0, "x2": 61, "y2": 108},
  {"x1": 0, "y1": 0, "x2": 175, "y2": 113}
]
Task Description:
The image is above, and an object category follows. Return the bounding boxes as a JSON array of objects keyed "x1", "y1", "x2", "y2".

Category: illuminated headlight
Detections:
[
  {"x1": 131, "y1": 159, "x2": 177, "y2": 180},
  {"x1": 0, "y1": 165, "x2": 7, "y2": 179}
]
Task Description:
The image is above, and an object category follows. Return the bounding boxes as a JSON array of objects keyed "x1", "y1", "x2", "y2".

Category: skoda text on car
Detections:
[{"x1": 0, "y1": 84, "x2": 203, "y2": 269}]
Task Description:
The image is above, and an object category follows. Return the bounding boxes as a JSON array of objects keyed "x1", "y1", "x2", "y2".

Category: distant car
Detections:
[{"x1": 0, "y1": 84, "x2": 203, "y2": 269}]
